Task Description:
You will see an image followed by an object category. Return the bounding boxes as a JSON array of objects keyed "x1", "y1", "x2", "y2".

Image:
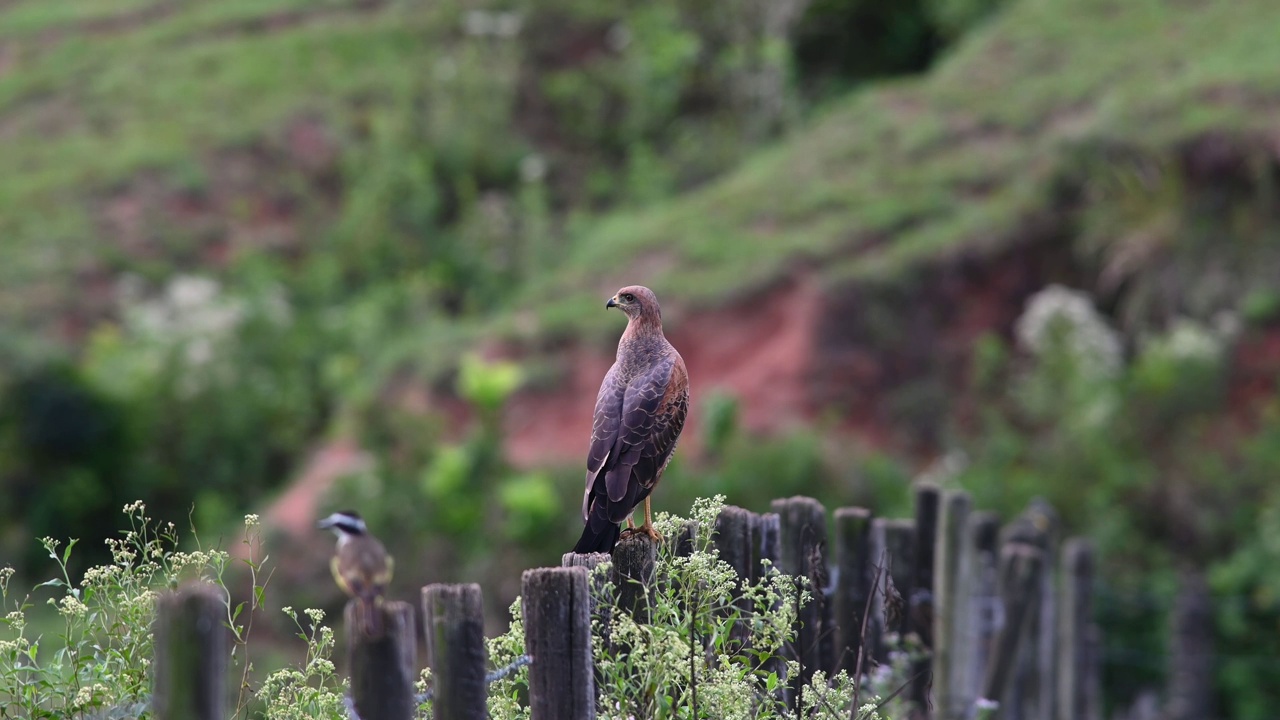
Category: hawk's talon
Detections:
[{"x1": 619, "y1": 524, "x2": 663, "y2": 544}]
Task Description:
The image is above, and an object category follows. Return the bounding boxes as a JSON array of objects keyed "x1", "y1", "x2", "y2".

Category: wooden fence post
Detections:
[
  {"x1": 967, "y1": 511, "x2": 1002, "y2": 706},
  {"x1": 423, "y1": 584, "x2": 487, "y2": 720},
  {"x1": 866, "y1": 513, "x2": 888, "y2": 663},
  {"x1": 875, "y1": 517, "x2": 917, "y2": 650},
  {"x1": 562, "y1": 551, "x2": 614, "y2": 634},
  {"x1": 714, "y1": 506, "x2": 758, "y2": 647},
  {"x1": 772, "y1": 495, "x2": 832, "y2": 688},
  {"x1": 981, "y1": 543, "x2": 1044, "y2": 714},
  {"x1": 1027, "y1": 499, "x2": 1060, "y2": 720},
  {"x1": 675, "y1": 519, "x2": 700, "y2": 557},
  {"x1": 1057, "y1": 538, "x2": 1098, "y2": 720},
  {"x1": 909, "y1": 483, "x2": 941, "y2": 716},
  {"x1": 1085, "y1": 624, "x2": 1104, "y2": 720},
  {"x1": 714, "y1": 505, "x2": 756, "y2": 581},
  {"x1": 1167, "y1": 567, "x2": 1214, "y2": 720},
  {"x1": 523, "y1": 567, "x2": 595, "y2": 720},
  {"x1": 754, "y1": 510, "x2": 787, "y2": 705},
  {"x1": 756, "y1": 511, "x2": 782, "y2": 574},
  {"x1": 152, "y1": 582, "x2": 226, "y2": 720},
  {"x1": 612, "y1": 534, "x2": 657, "y2": 623},
  {"x1": 562, "y1": 552, "x2": 611, "y2": 569},
  {"x1": 933, "y1": 490, "x2": 972, "y2": 720},
  {"x1": 346, "y1": 601, "x2": 416, "y2": 720},
  {"x1": 833, "y1": 507, "x2": 875, "y2": 675}
]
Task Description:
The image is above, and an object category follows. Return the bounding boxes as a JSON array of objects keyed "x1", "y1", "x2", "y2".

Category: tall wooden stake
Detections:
[
  {"x1": 423, "y1": 584, "x2": 487, "y2": 720},
  {"x1": 346, "y1": 600, "x2": 417, "y2": 720},
  {"x1": 523, "y1": 567, "x2": 595, "y2": 720},
  {"x1": 152, "y1": 582, "x2": 227, "y2": 720}
]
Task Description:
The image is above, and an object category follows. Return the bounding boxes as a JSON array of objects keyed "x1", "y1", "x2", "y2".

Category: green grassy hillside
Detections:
[
  {"x1": 0, "y1": 0, "x2": 456, "y2": 332},
  {"x1": 521, "y1": 0, "x2": 1280, "y2": 341}
]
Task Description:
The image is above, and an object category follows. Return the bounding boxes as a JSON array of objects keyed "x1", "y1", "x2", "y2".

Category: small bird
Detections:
[
  {"x1": 574, "y1": 285, "x2": 689, "y2": 554},
  {"x1": 318, "y1": 510, "x2": 394, "y2": 637}
]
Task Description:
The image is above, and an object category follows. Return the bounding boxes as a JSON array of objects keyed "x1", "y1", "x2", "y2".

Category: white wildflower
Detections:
[
  {"x1": 4, "y1": 611, "x2": 25, "y2": 633},
  {"x1": 1147, "y1": 317, "x2": 1223, "y2": 363},
  {"x1": 168, "y1": 275, "x2": 220, "y2": 311},
  {"x1": 0, "y1": 637, "x2": 30, "y2": 654},
  {"x1": 56, "y1": 595, "x2": 89, "y2": 618},
  {"x1": 81, "y1": 564, "x2": 121, "y2": 587},
  {"x1": 1015, "y1": 284, "x2": 1122, "y2": 376},
  {"x1": 520, "y1": 154, "x2": 547, "y2": 183}
]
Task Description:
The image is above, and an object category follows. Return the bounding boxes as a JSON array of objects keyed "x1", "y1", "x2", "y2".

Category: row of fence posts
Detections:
[{"x1": 150, "y1": 483, "x2": 1101, "y2": 720}]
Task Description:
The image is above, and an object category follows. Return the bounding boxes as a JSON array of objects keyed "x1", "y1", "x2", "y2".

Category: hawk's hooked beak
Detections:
[{"x1": 606, "y1": 296, "x2": 618, "y2": 309}]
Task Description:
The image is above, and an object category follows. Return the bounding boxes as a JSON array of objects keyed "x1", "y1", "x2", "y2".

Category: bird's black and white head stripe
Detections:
[{"x1": 318, "y1": 510, "x2": 367, "y2": 536}]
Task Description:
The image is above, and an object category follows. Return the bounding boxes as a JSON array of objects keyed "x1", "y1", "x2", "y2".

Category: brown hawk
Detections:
[{"x1": 573, "y1": 285, "x2": 689, "y2": 553}]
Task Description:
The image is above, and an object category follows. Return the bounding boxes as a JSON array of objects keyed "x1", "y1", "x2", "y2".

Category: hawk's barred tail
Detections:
[{"x1": 572, "y1": 518, "x2": 621, "y2": 554}]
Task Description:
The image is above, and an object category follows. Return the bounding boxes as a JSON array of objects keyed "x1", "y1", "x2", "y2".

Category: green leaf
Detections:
[
  {"x1": 62, "y1": 539, "x2": 79, "y2": 565},
  {"x1": 232, "y1": 602, "x2": 245, "y2": 623}
]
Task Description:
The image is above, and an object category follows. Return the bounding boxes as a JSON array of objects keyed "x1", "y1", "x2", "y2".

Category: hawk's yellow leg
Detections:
[{"x1": 637, "y1": 497, "x2": 663, "y2": 543}]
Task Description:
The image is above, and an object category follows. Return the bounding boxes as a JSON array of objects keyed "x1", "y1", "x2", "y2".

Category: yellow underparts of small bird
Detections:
[{"x1": 318, "y1": 510, "x2": 395, "y2": 638}]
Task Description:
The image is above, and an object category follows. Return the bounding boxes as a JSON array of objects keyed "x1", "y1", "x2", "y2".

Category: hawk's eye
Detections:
[{"x1": 623, "y1": 293, "x2": 635, "y2": 302}]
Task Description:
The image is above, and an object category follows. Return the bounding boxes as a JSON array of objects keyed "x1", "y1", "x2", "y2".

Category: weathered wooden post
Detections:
[
  {"x1": 772, "y1": 495, "x2": 832, "y2": 686},
  {"x1": 874, "y1": 517, "x2": 917, "y2": 650},
  {"x1": 562, "y1": 552, "x2": 611, "y2": 570},
  {"x1": 1085, "y1": 624, "x2": 1103, "y2": 720},
  {"x1": 152, "y1": 582, "x2": 227, "y2": 720},
  {"x1": 714, "y1": 506, "x2": 758, "y2": 648},
  {"x1": 346, "y1": 601, "x2": 416, "y2": 720},
  {"x1": 933, "y1": 489, "x2": 972, "y2": 720},
  {"x1": 754, "y1": 510, "x2": 787, "y2": 704},
  {"x1": 981, "y1": 543, "x2": 1045, "y2": 715},
  {"x1": 523, "y1": 566, "x2": 596, "y2": 720},
  {"x1": 910, "y1": 483, "x2": 941, "y2": 715},
  {"x1": 562, "y1": 551, "x2": 613, "y2": 607},
  {"x1": 714, "y1": 505, "x2": 756, "y2": 581},
  {"x1": 756, "y1": 511, "x2": 782, "y2": 574},
  {"x1": 612, "y1": 534, "x2": 657, "y2": 623},
  {"x1": 561, "y1": 550, "x2": 612, "y2": 705},
  {"x1": 675, "y1": 519, "x2": 700, "y2": 557},
  {"x1": 833, "y1": 507, "x2": 876, "y2": 675},
  {"x1": 967, "y1": 511, "x2": 1002, "y2": 705},
  {"x1": 423, "y1": 584, "x2": 487, "y2": 720},
  {"x1": 1167, "y1": 567, "x2": 1214, "y2": 720},
  {"x1": 1057, "y1": 538, "x2": 1098, "y2": 720},
  {"x1": 911, "y1": 483, "x2": 942, "y2": 645},
  {"x1": 1027, "y1": 499, "x2": 1060, "y2": 720}
]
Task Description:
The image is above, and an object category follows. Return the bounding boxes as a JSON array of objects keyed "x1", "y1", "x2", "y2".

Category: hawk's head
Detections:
[{"x1": 606, "y1": 285, "x2": 660, "y2": 322}]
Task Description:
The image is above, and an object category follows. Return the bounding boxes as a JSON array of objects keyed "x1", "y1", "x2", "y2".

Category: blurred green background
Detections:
[{"x1": 1, "y1": 0, "x2": 1279, "y2": 716}]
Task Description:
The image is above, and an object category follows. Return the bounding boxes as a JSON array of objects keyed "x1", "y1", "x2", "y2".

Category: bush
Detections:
[{"x1": 0, "y1": 503, "x2": 278, "y2": 718}]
